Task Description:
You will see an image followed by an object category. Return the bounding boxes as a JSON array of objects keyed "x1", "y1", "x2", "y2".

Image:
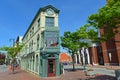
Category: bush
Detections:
[{"x1": 0, "y1": 59, "x2": 5, "y2": 64}]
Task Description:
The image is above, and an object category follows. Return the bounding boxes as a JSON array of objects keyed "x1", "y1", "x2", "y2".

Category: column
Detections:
[
  {"x1": 56, "y1": 54, "x2": 60, "y2": 76},
  {"x1": 86, "y1": 48, "x2": 90, "y2": 65},
  {"x1": 42, "y1": 58, "x2": 47, "y2": 77},
  {"x1": 78, "y1": 53, "x2": 81, "y2": 64},
  {"x1": 81, "y1": 49, "x2": 85, "y2": 64},
  {"x1": 74, "y1": 54, "x2": 77, "y2": 64}
]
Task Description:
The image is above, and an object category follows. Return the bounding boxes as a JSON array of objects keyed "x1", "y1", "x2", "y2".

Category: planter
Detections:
[
  {"x1": 115, "y1": 69, "x2": 120, "y2": 80},
  {"x1": 85, "y1": 68, "x2": 95, "y2": 76},
  {"x1": 86, "y1": 71, "x2": 95, "y2": 76}
]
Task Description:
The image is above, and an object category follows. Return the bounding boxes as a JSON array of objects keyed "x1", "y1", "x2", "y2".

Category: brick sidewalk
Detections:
[
  {"x1": 0, "y1": 69, "x2": 41, "y2": 80},
  {"x1": 0, "y1": 69, "x2": 87, "y2": 80},
  {"x1": 0, "y1": 66, "x2": 118, "y2": 80}
]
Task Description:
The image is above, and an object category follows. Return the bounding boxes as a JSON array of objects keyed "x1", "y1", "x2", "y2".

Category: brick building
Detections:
[
  {"x1": 99, "y1": 27, "x2": 120, "y2": 66},
  {"x1": 59, "y1": 52, "x2": 72, "y2": 63}
]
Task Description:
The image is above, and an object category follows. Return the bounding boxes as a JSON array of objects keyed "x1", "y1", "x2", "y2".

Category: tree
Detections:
[
  {"x1": 76, "y1": 25, "x2": 100, "y2": 69},
  {"x1": 87, "y1": 0, "x2": 120, "y2": 40},
  {"x1": 0, "y1": 43, "x2": 24, "y2": 73},
  {"x1": 61, "y1": 25, "x2": 99, "y2": 70},
  {"x1": 61, "y1": 31, "x2": 79, "y2": 71}
]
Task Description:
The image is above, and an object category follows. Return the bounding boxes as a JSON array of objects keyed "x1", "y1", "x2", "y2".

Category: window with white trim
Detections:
[{"x1": 45, "y1": 17, "x2": 54, "y2": 27}]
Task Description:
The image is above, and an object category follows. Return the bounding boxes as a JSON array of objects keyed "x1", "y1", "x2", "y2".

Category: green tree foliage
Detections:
[
  {"x1": 61, "y1": 31, "x2": 79, "y2": 53},
  {"x1": 0, "y1": 43, "x2": 24, "y2": 73},
  {"x1": 0, "y1": 43, "x2": 24, "y2": 58},
  {"x1": 61, "y1": 0, "x2": 120, "y2": 71},
  {"x1": 87, "y1": 0, "x2": 120, "y2": 39},
  {"x1": 61, "y1": 31, "x2": 79, "y2": 71},
  {"x1": 61, "y1": 26, "x2": 98, "y2": 70}
]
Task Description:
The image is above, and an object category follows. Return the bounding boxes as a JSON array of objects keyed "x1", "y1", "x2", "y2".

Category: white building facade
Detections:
[{"x1": 18, "y1": 5, "x2": 61, "y2": 77}]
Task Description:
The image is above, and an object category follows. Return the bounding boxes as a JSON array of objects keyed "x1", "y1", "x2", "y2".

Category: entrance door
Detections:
[{"x1": 48, "y1": 59, "x2": 56, "y2": 77}]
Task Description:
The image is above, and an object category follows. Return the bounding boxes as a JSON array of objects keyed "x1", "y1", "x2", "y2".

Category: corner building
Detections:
[{"x1": 20, "y1": 5, "x2": 60, "y2": 77}]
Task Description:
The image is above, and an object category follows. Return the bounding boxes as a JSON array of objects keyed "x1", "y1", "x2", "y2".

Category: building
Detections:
[
  {"x1": 88, "y1": 43, "x2": 104, "y2": 65},
  {"x1": 59, "y1": 52, "x2": 72, "y2": 64},
  {"x1": 100, "y1": 27, "x2": 120, "y2": 66},
  {"x1": 65, "y1": 43, "x2": 104, "y2": 66},
  {"x1": 18, "y1": 5, "x2": 60, "y2": 77},
  {"x1": 67, "y1": 37, "x2": 120, "y2": 66},
  {"x1": 70, "y1": 30, "x2": 120, "y2": 66},
  {"x1": 64, "y1": 0, "x2": 120, "y2": 66},
  {"x1": 99, "y1": 0, "x2": 120, "y2": 66}
]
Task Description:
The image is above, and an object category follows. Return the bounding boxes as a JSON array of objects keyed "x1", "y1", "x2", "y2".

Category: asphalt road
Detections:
[{"x1": 0, "y1": 64, "x2": 8, "y2": 72}]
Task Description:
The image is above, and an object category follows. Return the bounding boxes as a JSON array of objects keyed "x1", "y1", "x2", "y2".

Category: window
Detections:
[
  {"x1": 31, "y1": 40, "x2": 33, "y2": 51},
  {"x1": 25, "y1": 45, "x2": 28, "y2": 53},
  {"x1": 30, "y1": 27, "x2": 34, "y2": 38},
  {"x1": 30, "y1": 30, "x2": 32, "y2": 37},
  {"x1": 26, "y1": 35, "x2": 28, "y2": 42},
  {"x1": 29, "y1": 42, "x2": 31, "y2": 53},
  {"x1": 45, "y1": 17, "x2": 54, "y2": 27},
  {"x1": 37, "y1": 18, "x2": 40, "y2": 27},
  {"x1": 36, "y1": 34, "x2": 39, "y2": 50},
  {"x1": 29, "y1": 40, "x2": 33, "y2": 53},
  {"x1": 32, "y1": 27, "x2": 34, "y2": 35},
  {"x1": 46, "y1": 37, "x2": 58, "y2": 47}
]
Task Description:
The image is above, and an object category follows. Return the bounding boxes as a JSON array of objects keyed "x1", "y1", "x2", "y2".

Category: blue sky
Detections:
[{"x1": 0, "y1": 0, "x2": 106, "y2": 49}]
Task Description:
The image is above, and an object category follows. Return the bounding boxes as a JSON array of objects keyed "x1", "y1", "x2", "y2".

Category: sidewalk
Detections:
[
  {"x1": 0, "y1": 65, "x2": 119, "y2": 80},
  {"x1": 0, "y1": 68, "x2": 41, "y2": 80}
]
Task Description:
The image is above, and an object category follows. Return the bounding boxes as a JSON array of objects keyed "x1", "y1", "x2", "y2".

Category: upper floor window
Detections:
[
  {"x1": 26, "y1": 35, "x2": 28, "y2": 42},
  {"x1": 31, "y1": 40, "x2": 33, "y2": 51},
  {"x1": 29, "y1": 42, "x2": 31, "y2": 53},
  {"x1": 36, "y1": 34, "x2": 40, "y2": 50},
  {"x1": 30, "y1": 30, "x2": 32, "y2": 37},
  {"x1": 32, "y1": 27, "x2": 34, "y2": 35},
  {"x1": 45, "y1": 17, "x2": 54, "y2": 27},
  {"x1": 37, "y1": 18, "x2": 40, "y2": 27},
  {"x1": 30, "y1": 27, "x2": 34, "y2": 37},
  {"x1": 46, "y1": 37, "x2": 58, "y2": 47}
]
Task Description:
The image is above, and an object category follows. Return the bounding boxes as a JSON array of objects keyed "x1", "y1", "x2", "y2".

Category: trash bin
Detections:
[{"x1": 115, "y1": 69, "x2": 120, "y2": 80}]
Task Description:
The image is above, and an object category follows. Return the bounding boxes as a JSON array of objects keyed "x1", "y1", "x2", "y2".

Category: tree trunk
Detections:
[
  {"x1": 11, "y1": 58, "x2": 16, "y2": 73},
  {"x1": 72, "y1": 54, "x2": 75, "y2": 71},
  {"x1": 12, "y1": 63, "x2": 14, "y2": 73}
]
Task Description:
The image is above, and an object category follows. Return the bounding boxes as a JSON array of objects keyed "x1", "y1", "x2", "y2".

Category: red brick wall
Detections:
[
  {"x1": 59, "y1": 53, "x2": 72, "y2": 63},
  {"x1": 100, "y1": 27, "x2": 120, "y2": 65},
  {"x1": 88, "y1": 46, "x2": 99, "y2": 65},
  {"x1": 114, "y1": 28, "x2": 120, "y2": 65}
]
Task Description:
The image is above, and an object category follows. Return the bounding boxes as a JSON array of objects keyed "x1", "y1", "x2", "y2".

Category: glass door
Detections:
[{"x1": 48, "y1": 59, "x2": 56, "y2": 77}]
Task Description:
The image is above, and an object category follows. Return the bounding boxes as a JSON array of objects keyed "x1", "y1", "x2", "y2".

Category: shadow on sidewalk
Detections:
[
  {"x1": 8, "y1": 69, "x2": 24, "y2": 75},
  {"x1": 87, "y1": 75, "x2": 116, "y2": 80},
  {"x1": 64, "y1": 68, "x2": 84, "y2": 72}
]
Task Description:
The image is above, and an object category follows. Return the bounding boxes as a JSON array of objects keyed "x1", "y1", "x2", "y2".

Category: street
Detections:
[{"x1": 0, "y1": 64, "x2": 8, "y2": 72}]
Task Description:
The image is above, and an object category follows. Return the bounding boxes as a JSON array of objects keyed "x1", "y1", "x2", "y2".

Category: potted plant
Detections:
[{"x1": 86, "y1": 68, "x2": 95, "y2": 76}]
